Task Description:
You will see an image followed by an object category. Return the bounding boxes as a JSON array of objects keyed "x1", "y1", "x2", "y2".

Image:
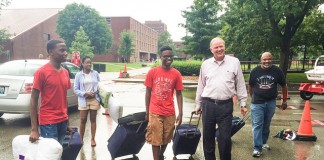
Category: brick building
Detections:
[
  {"x1": 144, "y1": 20, "x2": 167, "y2": 34},
  {"x1": 0, "y1": 9, "x2": 158, "y2": 63},
  {"x1": 0, "y1": 8, "x2": 62, "y2": 63},
  {"x1": 93, "y1": 17, "x2": 159, "y2": 63}
]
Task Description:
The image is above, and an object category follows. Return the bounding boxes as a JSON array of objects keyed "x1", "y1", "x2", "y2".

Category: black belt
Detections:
[{"x1": 203, "y1": 97, "x2": 233, "y2": 104}]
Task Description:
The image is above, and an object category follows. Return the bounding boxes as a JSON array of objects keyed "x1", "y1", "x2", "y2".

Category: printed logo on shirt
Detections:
[
  {"x1": 153, "y1": 77, "x2": 173, "y2": 100},
  {"x1": 257, "y1": 75, "x2": 274, "y2": 89}
]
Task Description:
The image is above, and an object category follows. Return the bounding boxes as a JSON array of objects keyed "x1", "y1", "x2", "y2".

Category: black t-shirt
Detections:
[{"x1": 249, "y1": 65, "x2": 286, "y2": 104}]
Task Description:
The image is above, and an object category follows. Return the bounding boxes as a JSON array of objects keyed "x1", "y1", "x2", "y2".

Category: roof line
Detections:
[{"x1": 11, "y1": 9, "x2": 62, "y2": 39}]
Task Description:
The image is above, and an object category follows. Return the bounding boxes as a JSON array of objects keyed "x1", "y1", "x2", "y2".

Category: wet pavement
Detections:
[
  {"x1": 0, "y1": 68, "x2": 324, "y2": 160},
  {"x1": 75, "y1": 81, "x2": 324, "y2": 160}
]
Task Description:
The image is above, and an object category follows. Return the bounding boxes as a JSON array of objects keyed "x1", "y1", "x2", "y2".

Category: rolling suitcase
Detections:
[
  {"x1": 107, "y1": 112, "x2": 148, "y2": 160},
  {"x1": 215, "y1": 112, "x2": 250, "y2": 138},
  {"x1": 172, "y1": 111, "x2": 201, "y2": 157},
  {"x1": 62, "y1": 127, "x2": 83, "y2": 160}
]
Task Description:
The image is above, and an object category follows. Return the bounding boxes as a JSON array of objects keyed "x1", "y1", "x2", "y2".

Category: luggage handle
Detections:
[
  {"x1": 185, "y1": 111, "x2": 201, "y2": 137},
  {"x1": 135, "y1": 120, "x2": 147, "y2": 133},
  {"x1": 236, "y1": 111, "x2": 250, "y2": 125}
]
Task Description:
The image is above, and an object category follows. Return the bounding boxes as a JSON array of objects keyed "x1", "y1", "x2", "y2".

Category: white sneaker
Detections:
[
  {"x1": 262, "y1": 144, "x2": 271, "y2": 150},
  {"x1": 252, "y1": 150, "x2": 262, "y2": 157}
]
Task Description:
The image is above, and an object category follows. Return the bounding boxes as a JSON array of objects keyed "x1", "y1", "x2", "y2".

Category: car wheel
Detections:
[
  {"x1": 0, "y1": 113, "x2": 3, "y2": 117},
  {"x1": 300, "y1": 91, "x2": 314, "y2": 100}
]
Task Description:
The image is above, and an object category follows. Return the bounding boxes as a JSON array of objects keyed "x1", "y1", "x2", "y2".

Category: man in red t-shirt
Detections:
[
  {"x1": 29, "y1": 39, "x2": 71, "y2": 145},
  {"x1": 144, "y1": 46, "x2": 184, "y2": 160}
]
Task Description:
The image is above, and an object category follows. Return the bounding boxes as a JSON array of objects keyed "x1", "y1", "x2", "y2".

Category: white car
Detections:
[{"x1": 0, "y1": 59, "x2": 79, "y2": 117}]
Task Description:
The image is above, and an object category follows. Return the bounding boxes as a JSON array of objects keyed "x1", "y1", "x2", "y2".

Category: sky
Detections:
[{"x1": 4, "y1": 0, "x2": 194, "y2": 41}]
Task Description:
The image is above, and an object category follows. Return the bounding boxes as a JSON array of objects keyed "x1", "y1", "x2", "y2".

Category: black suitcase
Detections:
[
  {"x1": 215, "y1": 112, "x2": 250, "y2": 138},
  {"x1": 62, "y1": 127, "x2": 83, "y2": 160},
  {"x1": 172, "y1": 111, "x2": 201, "y2": 157},
  {"x1": 108, "y1": 112, "x2": 148, "y2": 159}
]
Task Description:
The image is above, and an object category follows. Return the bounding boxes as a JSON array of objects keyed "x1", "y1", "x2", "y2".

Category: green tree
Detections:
[
  {"x1": 57, "y1": 3, "x2": 113, "y2": 54},
  {"x1": 0, "y1": 0, "x2": 10, "y2": 10},
  {"x1": 70, "y1": 26, "x2": 94, "y2": 58},
  {"x1": 158, "y1": 31, "x2": 177, "y2": 55},
  {"x1": 221, "y1": 0, "x2": 324, "y2": 76},
  {"x1": 118, "y1": 30, "x2": 135, "y2": 62},
  {"x1": 181, "y1": 0, "x2": 223, "y2": 58},
  {"x1": 0, "y1": 29, "x2": 10, "y2": 54},
  {"x1": 292, "y1": 9, "x2": 324, "y2": 60},
  {"x1": 0, "y1": 0, "x2": 11, "y2": 54}
]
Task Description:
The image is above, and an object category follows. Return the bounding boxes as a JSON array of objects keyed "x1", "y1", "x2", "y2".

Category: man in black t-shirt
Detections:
[{"x1": 248, "y1": 52, "x2": 287, "y2": 157}]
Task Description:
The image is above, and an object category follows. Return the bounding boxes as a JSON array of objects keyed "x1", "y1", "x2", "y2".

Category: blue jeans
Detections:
[
  {"x1": 40, "y1": 120, "x2": 68, "y2": 145},
  {"x1": 251, "y1": 99, "x2": 276, "y2": 151}
]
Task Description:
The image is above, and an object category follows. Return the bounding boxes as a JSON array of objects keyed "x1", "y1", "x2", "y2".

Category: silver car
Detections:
[{"x1": 0, "y1": 59, "x2": 79, "y2": 117}]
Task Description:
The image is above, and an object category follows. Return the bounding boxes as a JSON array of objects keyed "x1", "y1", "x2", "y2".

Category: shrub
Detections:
[{"x1": 152, "y1": 60, "x2": 202, "y2": 76}]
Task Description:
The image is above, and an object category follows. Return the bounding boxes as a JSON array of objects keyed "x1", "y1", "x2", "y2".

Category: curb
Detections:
[{"x1": 112, "y1": 78, "x2": 302, "y2": 93}]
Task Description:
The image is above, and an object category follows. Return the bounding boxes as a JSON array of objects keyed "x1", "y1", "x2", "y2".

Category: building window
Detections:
[
  {"x1": 43, "y1": 33, "x2": 50, "y2": 41},
  {"x1": 105, "y1": 17, "x2": 111, "y2": 24}
]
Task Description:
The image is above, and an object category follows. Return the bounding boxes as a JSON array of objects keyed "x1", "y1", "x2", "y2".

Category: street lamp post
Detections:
[{"x1": 302, "y1": 45, "x2": 306, "y2": 71}]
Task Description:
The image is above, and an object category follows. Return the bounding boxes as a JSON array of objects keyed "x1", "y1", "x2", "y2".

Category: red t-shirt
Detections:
[
  {"x1": 33, "y1": 63, "x2": 71, "y2": 125},
  {"x1": 144, "y1": 66, "x2": 184, "y2": 116}
]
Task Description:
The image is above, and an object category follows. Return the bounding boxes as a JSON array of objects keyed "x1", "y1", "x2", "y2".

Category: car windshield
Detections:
[{"x1": 0, "y1": 61, "x2": 44, "y2": 76}]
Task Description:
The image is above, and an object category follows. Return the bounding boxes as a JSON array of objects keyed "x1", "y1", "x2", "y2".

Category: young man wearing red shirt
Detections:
[
  {"x1": 144, "y1": 46, "x2": 184, "y2": 160},
  {"x1": 29, "y1": 39, "x2": 71, "y2": 145}
]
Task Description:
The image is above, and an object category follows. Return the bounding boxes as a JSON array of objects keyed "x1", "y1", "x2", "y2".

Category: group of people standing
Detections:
[
  {"x1": 28, "y1": 37, "x2": 287, "y2": 160},
  {"x1": 143, "y1": 37, "x2": 287, "y2": 160}
]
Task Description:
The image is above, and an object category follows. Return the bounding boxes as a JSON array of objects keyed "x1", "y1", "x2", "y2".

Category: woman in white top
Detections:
[{"x1": 73, "y1": 56, "x2": 101, "y2": 147}]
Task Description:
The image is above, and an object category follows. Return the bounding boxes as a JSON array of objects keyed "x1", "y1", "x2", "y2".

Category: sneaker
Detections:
[
  {"x1": 262, "y1": 144, "x2": 271, "y2": 150},
  {"x1": 252, "y1": 150, "x2": 262, "y2": 157}
]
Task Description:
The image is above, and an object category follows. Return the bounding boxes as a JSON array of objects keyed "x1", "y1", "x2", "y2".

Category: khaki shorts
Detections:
[
  {"x1": 145, "y1": 113, "x2": 176, "y2": 146},
  {"x1": 78, "y1": 98, "x2": 100, "y2": 110}
]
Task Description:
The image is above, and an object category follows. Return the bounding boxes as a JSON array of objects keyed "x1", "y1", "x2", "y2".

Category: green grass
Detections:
[
  {"x1": 244, "y1": 73, "x2": 311, "y2": 83},
  {"x1": 92, "y1": 62, "x2": 152, "y2": 72}
]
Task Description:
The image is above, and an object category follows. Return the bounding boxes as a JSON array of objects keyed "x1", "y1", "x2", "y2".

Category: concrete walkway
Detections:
[{"x1": 99, "y1": 67, "x2": 301, "y2": 92}]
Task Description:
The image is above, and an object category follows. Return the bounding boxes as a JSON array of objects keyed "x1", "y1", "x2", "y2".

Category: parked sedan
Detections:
[{"x1": 0, "y1": 59, "x2": 79, "y2": 117}]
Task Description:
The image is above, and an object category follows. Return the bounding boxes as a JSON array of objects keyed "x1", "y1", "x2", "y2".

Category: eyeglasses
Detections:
[{"x1": 162, "y1": 55, "x2": 174, "y2": 59}]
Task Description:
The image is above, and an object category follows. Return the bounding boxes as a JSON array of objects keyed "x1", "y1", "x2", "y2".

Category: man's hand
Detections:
[
  {"x1": 194, "y1": 107, "x2": 202, "y2": 115},
  {"x1": 29, "y1": 130, "x2": 40, "y2": 143},
  {"x1": 240, "y1": 107, "x2": 248, "y2": 116},
  {"x1": 176, "y1": 114, "x2": 182, "y2": 126},
  {"x1": 281, "y1": 101, "x2": 288, "y2": 110},
  {"x1": 66, "y1": 126, "x2": 73, "y2": 135}
]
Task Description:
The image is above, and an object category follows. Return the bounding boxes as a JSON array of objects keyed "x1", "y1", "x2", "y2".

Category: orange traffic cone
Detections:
[
  {"x1": 295, "y1": 100, "x2": 317, "y2": 141},
  {"x1": 123, "y1": 63, "x2": 127, "y2": 73},
  {"x1": 119, "y1": 70, "x2": 123, "y2": 78}
]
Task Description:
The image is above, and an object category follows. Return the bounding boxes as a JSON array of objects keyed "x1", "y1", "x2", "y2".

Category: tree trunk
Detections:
[{"x1": 280, "y1": 43, "x2": 290, "y2": 78}]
